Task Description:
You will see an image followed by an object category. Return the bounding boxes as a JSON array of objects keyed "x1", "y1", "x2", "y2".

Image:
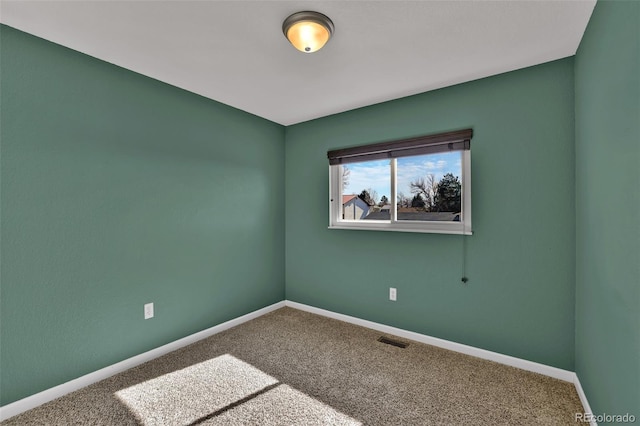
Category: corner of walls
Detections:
[{"x1": 574, "y1": 0, "x2": 640, "y2": 420}]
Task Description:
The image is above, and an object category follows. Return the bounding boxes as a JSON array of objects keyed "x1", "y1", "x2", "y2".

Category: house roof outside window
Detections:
[{"x1": 342, "y1": 194, "x2": 358, "y2": 204}]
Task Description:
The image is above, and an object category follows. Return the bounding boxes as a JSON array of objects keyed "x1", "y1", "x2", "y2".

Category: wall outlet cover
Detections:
[{"x1": 144, "y1": 303, "x2": 154, "y2": 319}]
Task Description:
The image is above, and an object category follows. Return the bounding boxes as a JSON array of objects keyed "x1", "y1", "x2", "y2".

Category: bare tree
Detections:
[
  {"x1": 366, "y1": 188, "x2": 378, "y2": 206},
  {"x1": 342, "y1": 166, "x2": 350, "y2": 191},
  {"x1": 410, "y1": 173, "x2": 438, "y2": 211},
  {"x1": 397, "y1": 192, "x2": 410, "y2": 208},
  {"x1": 410, "y1": 178, "x2": 429, "y2": 209},
  {"x1": 426, "y1": 174, "x2": 438, "y2": 210}
]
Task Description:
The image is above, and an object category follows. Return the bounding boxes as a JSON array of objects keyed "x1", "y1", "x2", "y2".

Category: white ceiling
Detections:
[{"x1": 1, "y1": 1, "x2": 595, "y2": 126}]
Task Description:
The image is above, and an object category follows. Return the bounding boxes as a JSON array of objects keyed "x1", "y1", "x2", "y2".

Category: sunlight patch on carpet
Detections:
[
  {"x1": 213, "y1": 384, "x2": 362, "y2": 425},
  {"x1": 115, "y1": 353, "x2": 361, "y2": 425},
  {"x1": 115, "y1": 354, "x2": 278, "y2": 425}
]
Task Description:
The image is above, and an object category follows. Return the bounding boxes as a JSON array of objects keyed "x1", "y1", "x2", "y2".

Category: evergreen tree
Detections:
[
  {"x1": 411, "y1": 194, "x2": 425, "y2": 208},
  {"x1": 434, "y1": 173, "x2": 461, "y2": 212}
]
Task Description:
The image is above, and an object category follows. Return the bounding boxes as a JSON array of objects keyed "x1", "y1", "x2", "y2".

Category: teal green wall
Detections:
[
  {"x1": 0, "y1": 26, "x2": 285, "y2": 405},
  {"x1": 575, "y1": 0, "x2": 640, "y2": 420},
  {"x1": 285, "y1": 59, "x2": 576, "y2": 369},
  {"x1": 4, "y1": 2, "x2": 638, "y2": 413}
]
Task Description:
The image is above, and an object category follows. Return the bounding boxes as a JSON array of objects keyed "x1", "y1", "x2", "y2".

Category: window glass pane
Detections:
[
  {"x1": 341, "y1": 160, "x2": 391, "y2": 221},
  {"x1": 396, "y1": 151, "x2": 462, "y2": 221}
]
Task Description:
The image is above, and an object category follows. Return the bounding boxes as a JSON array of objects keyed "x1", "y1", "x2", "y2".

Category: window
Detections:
[{"x1": 328, "y1": 129, "x2": 472, "y2": 234}]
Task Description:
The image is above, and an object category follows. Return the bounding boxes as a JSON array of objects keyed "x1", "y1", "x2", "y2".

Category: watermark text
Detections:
[{"x1": 576, "y1": 412, "x2": 636, "y2": 423}]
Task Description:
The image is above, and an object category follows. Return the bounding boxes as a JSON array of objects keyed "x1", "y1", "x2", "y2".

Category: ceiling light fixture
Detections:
[{"x1": 282, "y1": 11, "x2": 334, "y2": 53}]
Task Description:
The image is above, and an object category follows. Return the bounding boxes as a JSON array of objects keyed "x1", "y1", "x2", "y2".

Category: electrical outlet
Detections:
[
  {"x1": 389, "y1": 287, "x2": 397, "y2": 301},
  {"x1": 144, "y1": 303, "x2": 154, "y2": 319}
]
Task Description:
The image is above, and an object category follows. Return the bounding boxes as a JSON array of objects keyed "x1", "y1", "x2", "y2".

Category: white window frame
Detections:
[{"x1": 329, "y1": 150, "x2": 472, "y2": 235}]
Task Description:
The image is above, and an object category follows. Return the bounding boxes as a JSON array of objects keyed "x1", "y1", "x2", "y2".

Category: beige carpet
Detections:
[{"x1": 2, "y1": 307, "x2": 584, "y2": 425}]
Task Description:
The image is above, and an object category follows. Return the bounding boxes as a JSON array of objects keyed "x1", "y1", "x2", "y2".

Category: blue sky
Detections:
[{"x1": 343, "y1": 151, "x2": 462, "y2": 203}]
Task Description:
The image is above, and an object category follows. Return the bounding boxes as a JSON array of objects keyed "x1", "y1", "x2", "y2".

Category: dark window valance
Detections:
[{"x1": 327, "y1": 128, "x2": 473, "y2": 165}]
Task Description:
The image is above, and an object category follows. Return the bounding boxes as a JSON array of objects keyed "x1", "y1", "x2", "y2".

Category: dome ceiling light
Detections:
[{"x1": 282, "y1": 11, "x2": 334, "y2": 53}]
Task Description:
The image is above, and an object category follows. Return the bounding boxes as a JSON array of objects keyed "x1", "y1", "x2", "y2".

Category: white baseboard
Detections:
[
  {"x1": 285, "y1": 300, "x2": 576, "y2": 382},
  {"x1": 0, "y1": 301, "x2": 285, "y2": 422},
  {"x1": 573, "y1": 374, "x2": 597, "y2": 426}
]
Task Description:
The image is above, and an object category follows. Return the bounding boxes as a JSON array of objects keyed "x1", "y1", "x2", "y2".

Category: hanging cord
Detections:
[{"x1": 461, "y1": 213, "x2": 468, "y2": 284}]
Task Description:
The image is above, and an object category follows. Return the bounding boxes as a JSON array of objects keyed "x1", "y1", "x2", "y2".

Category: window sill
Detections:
[{"x1": 328, "y1": 223, "x2": 472, "y2": 235}]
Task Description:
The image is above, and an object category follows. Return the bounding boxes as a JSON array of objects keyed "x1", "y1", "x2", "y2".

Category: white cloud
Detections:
[
  {"x1": 344, "y1": 162, "x2": 390, "y2": 198},
  {"x1": 342, "y1": 152, "x2": 462, "y2": 201}
]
